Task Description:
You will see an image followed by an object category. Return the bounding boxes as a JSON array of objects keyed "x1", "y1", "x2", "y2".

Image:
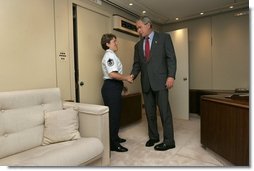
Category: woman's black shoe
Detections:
[{"x1": 111, "y1": 143, "x2": 128, "y2": 152}]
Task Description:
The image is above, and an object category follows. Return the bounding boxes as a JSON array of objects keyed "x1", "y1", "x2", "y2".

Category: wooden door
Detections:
[{"x1": 168, "y1": 28, "x2": 189, "y2": 120}]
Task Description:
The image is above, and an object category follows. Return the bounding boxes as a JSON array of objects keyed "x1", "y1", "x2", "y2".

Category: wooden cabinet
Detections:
[
  {"x1": 189, "y1": 89, "x2": 234, "y2": 114},
  {"x1": 200, "y1": 95, "x2": 249, "y2": 166},
  {"x1": 120, "y1": 93, "x2": 142, "y2": 127},
  {"x1": 189, "y1": 90, "x2": 217, "y2": 114}
]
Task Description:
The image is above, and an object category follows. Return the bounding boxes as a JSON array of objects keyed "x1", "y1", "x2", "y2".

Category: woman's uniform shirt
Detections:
[{"x1": 102, "y1": 49, "x2": 123, "y2": 80}]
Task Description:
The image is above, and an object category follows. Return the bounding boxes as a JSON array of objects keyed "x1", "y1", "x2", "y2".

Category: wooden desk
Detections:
[
  {"x1": 120, "y1": 93, "x2": 142, "y2": 127},
  {"x1": 200, "y1": 95, "x2": 249, "y2": 166}
]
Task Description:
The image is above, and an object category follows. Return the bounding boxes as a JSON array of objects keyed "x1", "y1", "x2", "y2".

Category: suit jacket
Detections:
[{"x1": 131, "y1": 32, "x2": 177, "y2": 93}]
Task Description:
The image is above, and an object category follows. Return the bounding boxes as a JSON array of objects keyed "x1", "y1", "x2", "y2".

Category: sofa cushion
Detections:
[
  {"x1": 0, "y1": 137, "x2": 104, "y2": 166},
  {"x1": 42, "y1": 109, "x2": 80, "y2": 145},
  {"x1": 0, "y1": 88, "x2": 63, "y2": 159}
]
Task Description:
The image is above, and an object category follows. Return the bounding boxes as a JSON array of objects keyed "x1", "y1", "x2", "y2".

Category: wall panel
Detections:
[
  {"x1": 212, "y1": 12, "x2": 249, "y2": 89},
  {"x1": 162, "y1": 10, "x2": 249, "y2": 90},
  {"x1": 0, "y1": 0, "x2": 56, "y2": 91}
]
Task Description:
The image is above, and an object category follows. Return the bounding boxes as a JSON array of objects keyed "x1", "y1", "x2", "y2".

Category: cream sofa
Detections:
[{"x1": 0, "y1": 88, "x2": 110, "y2": 166}]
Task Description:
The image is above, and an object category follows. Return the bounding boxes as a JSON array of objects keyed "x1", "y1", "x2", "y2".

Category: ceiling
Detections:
[{"x1": 102, "y1": 0, "x2": 249, "y2": 25}]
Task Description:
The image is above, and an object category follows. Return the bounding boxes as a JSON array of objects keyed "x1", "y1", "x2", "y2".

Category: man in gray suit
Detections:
[{"x1": 131, "y1": 16, "x2": 176, "y2": 151}]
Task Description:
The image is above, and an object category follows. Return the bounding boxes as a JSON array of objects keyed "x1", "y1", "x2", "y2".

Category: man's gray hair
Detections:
[{"x1": 138, "y1": 16, "x2": 153, "y2": 26}]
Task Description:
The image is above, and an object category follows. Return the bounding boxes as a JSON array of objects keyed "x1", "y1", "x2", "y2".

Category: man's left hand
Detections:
[{"x1": 165, "y1": 77, "x2": 174, "y2": 89}]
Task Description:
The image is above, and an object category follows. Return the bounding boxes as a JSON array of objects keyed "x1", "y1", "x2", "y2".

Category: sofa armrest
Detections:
[{"x1": 63, "y1": 102, "x2": 110, "y2": 166}]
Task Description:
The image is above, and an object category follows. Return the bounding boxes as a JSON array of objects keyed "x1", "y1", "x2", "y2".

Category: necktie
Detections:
[{"x1": 145, "y1": 37, "x2": 150, "y2": 60}]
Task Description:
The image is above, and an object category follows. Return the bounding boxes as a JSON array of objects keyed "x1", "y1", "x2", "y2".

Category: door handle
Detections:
[
  {"x1": 79, "y1": 81, "x2": 84, "y2": 86},
  {"x1": 183, "y1": 77, "x2": 188, "y2": 81}
]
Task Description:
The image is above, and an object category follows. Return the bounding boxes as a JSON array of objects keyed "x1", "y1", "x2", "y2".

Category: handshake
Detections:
[
  {"x1": 122, "y1": 74, "x2": 134, "y2": 96},
  {"x1": 125, "y1": 74, "x2": 134, "y2": 84}
]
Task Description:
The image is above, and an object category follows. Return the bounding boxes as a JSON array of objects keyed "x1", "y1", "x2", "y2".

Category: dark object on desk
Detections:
[
  {"x1": 201, "y1": 95, "x2": 249, "y2": 166},
  {"x1": 235, "y1": 88, "x2": 249, "y2": 93},
  {"x1": 120, "y1": 93, "x2": 142, "y2": 127},
  {"x1": 225, "y1": 93, "x2": 249, "y2": 100}
]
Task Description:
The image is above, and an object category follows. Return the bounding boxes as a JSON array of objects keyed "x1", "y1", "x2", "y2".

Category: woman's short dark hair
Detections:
[{"x1": 101, "y1": 33, "x2": 116, "y2": 50}]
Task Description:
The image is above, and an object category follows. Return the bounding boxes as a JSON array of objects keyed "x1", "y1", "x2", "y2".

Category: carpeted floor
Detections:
[{"x1": 110, "y1": 111, "x2": 232, "y2": 166}]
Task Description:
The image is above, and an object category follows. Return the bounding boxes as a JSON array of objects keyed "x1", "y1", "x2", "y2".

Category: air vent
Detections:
[{"x1": 113, "y1": 15, "x2": 139, "y2": 37}]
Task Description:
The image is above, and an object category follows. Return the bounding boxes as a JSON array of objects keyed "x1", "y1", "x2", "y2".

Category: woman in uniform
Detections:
[{"x1": 100, "y1": 33, "x2": 133, "y2": 152}]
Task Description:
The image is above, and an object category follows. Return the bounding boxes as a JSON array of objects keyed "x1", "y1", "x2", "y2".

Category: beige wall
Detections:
[
  {"x1": 0, "y1": 0, "x2": 57, "y2": 92},
  {"x1": 162, "y1": 9, "x2": 249, "y2": 90},
  {"x1": 55, "y1": 0, "x2": 73, "y2": 100},
  {"x1": 211, "y1": 12, "x2": 249, "y2": 89}
]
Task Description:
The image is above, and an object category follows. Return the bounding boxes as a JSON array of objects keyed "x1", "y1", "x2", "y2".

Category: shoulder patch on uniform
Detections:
[{"x1": 107, "y1": 58, "x2": 114, "y2": 67}]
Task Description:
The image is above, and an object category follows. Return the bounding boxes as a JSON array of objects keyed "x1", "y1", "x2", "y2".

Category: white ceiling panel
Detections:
[{"x1": 102, "y1": 0, "x2": 249, "y2": 24}]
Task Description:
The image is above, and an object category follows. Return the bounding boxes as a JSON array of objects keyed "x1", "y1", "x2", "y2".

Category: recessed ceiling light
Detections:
[
  {"x1": 142, "y1": 11, "x2": 146, "y2": 14},
  {"x1": 200, "y1": 12, "x2": 204, "y2": 15},
  {"x1": 129, "y1": 3, "x2": 133, "y2": 6},
  {"x1": 176, "y1": 18, "x2": 179, "y2": 20},
  {"x1": 229, "y1": 5, "x2": 234, "y2": 9}
]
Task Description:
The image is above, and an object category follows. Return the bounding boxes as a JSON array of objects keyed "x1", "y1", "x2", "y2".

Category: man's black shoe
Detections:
[
  {"x1": 110, "y1": 144, "x2": 128, "y2": 152},
  {"x1": 117, "y1": 137, "x2": 126, "y2": 143},
  {"x1": 145, "y1": 139, "x2": 160, "y2": 147},
  {"x1": 154, "y1": 143, "x2": 175, "y2": 151}
]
